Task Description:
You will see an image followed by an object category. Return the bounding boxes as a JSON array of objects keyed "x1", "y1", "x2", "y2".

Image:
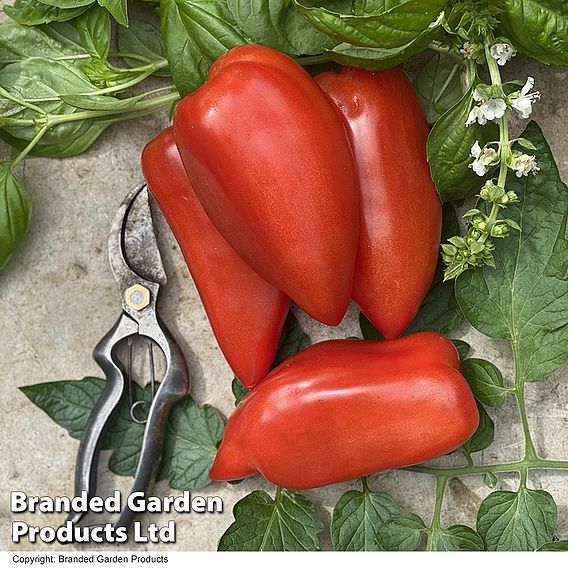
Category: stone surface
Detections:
[{"x1": 0, "y1": 34, "x2": 567, "y2": 552}]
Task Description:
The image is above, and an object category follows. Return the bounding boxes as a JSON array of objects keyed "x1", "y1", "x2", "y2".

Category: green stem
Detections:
[
  {"x1": 428, "y1": 41, "x2": 461, "y2": 61},
  {"x1": 426, "y1": 477, "x2": 447, "y2": 550},
  {"x1": 361, "y1": 476, "x2": 370, "y2": 493},
  {"x1": 294, "y1": 54, "x2": 331, "y2": 66},
  {"x1": 10, "y1": 125, "x2": 49, "y2": 168},
  {"x1": 433, "y1": 61, "x2": 461, "y2": 105},
  {"x1": 0, "y1": 86, "x2": 46, "y2": 115}
]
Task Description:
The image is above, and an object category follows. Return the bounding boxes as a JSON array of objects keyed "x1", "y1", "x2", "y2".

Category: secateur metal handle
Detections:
[{"x1": 66, "y1": 184, "x2": 190, "y2": 529}]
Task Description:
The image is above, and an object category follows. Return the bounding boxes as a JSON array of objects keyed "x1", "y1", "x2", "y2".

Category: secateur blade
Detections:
[{"x1": 66, "y1": 183, "x2": 190, "y2": 532}]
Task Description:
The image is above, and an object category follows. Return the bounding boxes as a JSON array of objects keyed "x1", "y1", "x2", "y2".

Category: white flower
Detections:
[
  {"x1": 469, "y1": 141, "x2": 498, "y2": 176},
  {"x1": 466, "y1": 105, "x2": 487, "y2": 126},
  {"x1": 473, "y1": 89, "x2": 484, "y2": 102},
  {"x1": 511, "y1": 76, "x2": 541, "y2": 119},
  {"x1": 461, "y1": 42, "x2": 474, "y2": 59},
  {"x1": 510, "y1": 153, "x2": 540, "y2": 177},
  {"x1": 490, "y1": 43, "x2": 517, "y2": 66},
  {"x1": 479, "y1": 98, "x2": 507, "y2": 121}
]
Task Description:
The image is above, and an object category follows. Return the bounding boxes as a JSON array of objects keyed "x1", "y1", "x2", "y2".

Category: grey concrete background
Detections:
[{"x1": 0, "y1": 18, "x2": 567, "y2": 551}]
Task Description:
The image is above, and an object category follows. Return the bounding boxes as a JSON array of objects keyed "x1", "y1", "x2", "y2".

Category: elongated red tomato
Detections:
[
  {"x1": 316, "y1": 68, "x2": 442, "y2": 339},
  {"x1": 173, "y1": 45, "x2": 359, "y2": 326},
  {"x1": 142, "y1": 128, "x2": 289, "y2": 389},
  {"x1": 210, "y1": 333, "x2": 478, "y2": 489}
]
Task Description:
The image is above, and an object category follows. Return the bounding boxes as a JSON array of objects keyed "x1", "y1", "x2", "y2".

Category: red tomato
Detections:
[
  {"x1": 142, "y1": 127, "x2": 289, "y2": 389},
  {"x1": 173, "y1": 45, "x2": 359, "y2": 326},
  {"x1": 210, "y1": 333, "x2": 479, "y2": 489},
  {"x1": 316, "y1": 68, "x2": 442, "y2": 339}
]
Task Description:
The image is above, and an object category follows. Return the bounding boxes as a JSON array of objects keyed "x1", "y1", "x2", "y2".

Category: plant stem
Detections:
[
  {"x1": 294, "y1": 54, "x2": 332, "y2": 66},
  {"x1": 361, "y1": 476, "x2": 370, "y2": 493},
  {"x1": 10, "y1": 125, "x2": 49, "y2": 168},
  {"x1": 426, "y1": 476, "x2": 447, "y2": 550}
]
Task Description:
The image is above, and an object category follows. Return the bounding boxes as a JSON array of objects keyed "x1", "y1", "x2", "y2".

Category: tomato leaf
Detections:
[
  {"x1": 272, "y1": 309, "x2": 311, "y2": 368},
  {"x1": 452, "y1": 339, "x2": 471, "y2": 360},
  {"x1": 295, "y1": 0, "x2": 445, "y2": 49},
  {"x1": 227, "y1": 0, "x2": 336, "y2": 55},
  {"x1": 0, "y1": 163, "x2": 32, "y2": 271},
  {"x1": 427, "y1": 82, "x2": 498, "y2": 202},
  {"x1": 476, "y1": 488, "x2": 557, "y2": 551},
  {"x1": 375, "y1": 513, "x2": 427, "y2": 551},
  {"x1": 218, "y1": 489, "x2": 323, "y2": 550},
  {"x1": 20, "y1": 377, "x2": 223, "y2": 489},
  {"x1": 499, "y1": 0, "x2": 568, "y2": 65},
  {"x1": 459, "y1": 402, "x2": 494, "y2": 455},
  {"x1": 538, "y1": 541, "x2": 568, "y2": 551},
  {"x1": 460, "y1": 358, "x2": 509, "y2": 407},
  {"x1": 160, "y1": 0, "x2": 247, "y2": 97},
  {"x1": 4, "y1": 0, "x2": 91, "y2": 25},
  {"x1": 456, "y1": 122, "x2": 568, "y2": 383},
  {"x1": 331, "y1": 489, "x2": 400, "y2": 551},
  {"x1": 231, "y1": 377, "x2": 249, "y2": 405},
  {"x1": 414, "y1": 53, "x2": 464, "y2": 124},
  {"x1": 430, "y1": 524, "x2": 485, "y2": 551}
]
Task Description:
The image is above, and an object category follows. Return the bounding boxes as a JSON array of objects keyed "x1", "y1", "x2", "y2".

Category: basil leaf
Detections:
[
  {"x1": 414, "y1": 53, "x2": 463, "y2": 124},
  {"x1": 218, "y1": 489, "x2": 323, "y2": 551},
  {"x1": 359, "y1": 203, "x2": 463, "y2": 338},
  {"x1": 4, "y1": 0, "x2": 91, "y2": 24},
  {"x1": 97, "y1": 0, "x2": 128, "y2": 26},
  {"x1": 0, "y1": 163, "x2": 32, "y2": 270},
  {"x1": 375, "y1": 513, "x2": 426, "y2": 551},
  {"x1": 328, "y1": 17, "x2": 441, "y2": 69},
  {"x1": 117, "y1": 19, "x2": 169, "y2": 72},
  {"x1": 35, "y1": 0, "x2": 94, "y2": 8},
  {"x1": 460, "y1": 358, "x2": 509, "y2": 407},
  {"x1": 158, "y1": 397, "x2": 225, "y2": 490},
  {"x1": 296, "y1": 0, "x2": 445, "y2": 48},
  {"x1": 227, "y1": 0, "x2": 336, "y2": 55},
  {"x1": 41, "y1": 21, "x2": 84, "y2": 49},
  {"x1": 0, "y1": 22, "x2": 86, "y2": 68},
  {"x1": 539, "y1": 541, "x2": 568, "y2": 551},
  {"x1": 21, "y1": 377, "x2": 223, "y2": 489},
  {"x1": 331, "y1": 489, "x2": 400, "y2": 551},
  {"x1": 460, "y1": 402, "x2": 494, "y2": 455},
  {"x1": 456, "y1": 122, "x2": 568, "y2": 383},
  {"x1": 430, "y1": 525, "x2": 485, "y2": 551},
  {"x1": 0, "y1": 119, "x2": 110, "y2": 158},
  {"x1": 452, "y1": 339, "x2": 470, "y2": 360},
  {"x1": 499, "y1": 0, "x2": 568, "y2": 66},
  {"x1": 231, "y1": 377, "x2": 248, "y2": 405},
  {"x1": 427, "y1": 82, "x2": 498, "y2": 202},
  {"x1": 76, "y1": 3, "x2": 110, "y2": 60},
  {"x1": 476, "y1": 488, "x2": 557, "y2": 551},
  {"x1": 161, "y1": 0, "x2": 247, "y2": 96}
]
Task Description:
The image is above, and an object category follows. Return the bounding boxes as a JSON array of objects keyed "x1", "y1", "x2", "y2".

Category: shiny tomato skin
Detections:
[
  {"x1": 142, "y1": 127, "x2": 289, "y2": 389},
  {"x1": 316, "y1": 67, "x2": 442, "y2": 339},
  {"x1": 173, "y1": 45, "x2": 359, "y2": 326},
  {"x1": 210, "y1": 333, "x2": 479, "y2": 489}
]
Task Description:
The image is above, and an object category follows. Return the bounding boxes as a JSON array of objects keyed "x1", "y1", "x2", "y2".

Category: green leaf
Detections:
[
  {"x1": 218, "y1": 489, "x2": 323, "y2": 551},
  {"x1": 0, "y1": 119, "x2": 110, "y2": 158},
  {"x1": 376, "y1": 513, "x2": 426, "y2": 551},
  {"x1": 456, "y1": 122, "x2": 568, "y2": 383},
  {"x1": 4, "y1": 0, "x2": 91, "y2": 25},
  {"x1": 117, "y1": 19, "x2": 168, "y2": 72},
  {"x1": 430, "y1": 525, "x2": 485, "y2": 551},
  {"x1": 21, "y1": 377, "x2": 223, "y2": 489},
  {"x1": 460, "y1": 402, "x2": 494, "y2": 455},
  {"x1": 476, "y1": 488, "x2": 557, "y2": 551},
  {"x1": 539, "y1": 541, "x2": 568, "y2": 551},
  {"x1": 76, "y1": 3, "x2": 110, "y2": 60},
  {"x1": 0, "y1": 22, "x2": 86, "y2": 68},
  {"x1": 451, "y1": 339, "x2": 470, "y2": 360},
  {"x1": 427, "y1": 82, "x2": 498, "y2": 202},
  {"x1": 231, "y1": 377, "x2": 249, "y2": 405},
  {"x1": 272, "y1": 309, "x2": 311, "y2": 368},
  {"x1": 0, "y1": 163, "x2": 32, "y2": 270},
  {"x1": 59, "y1": 93, "x2": 138, "y2": 111},
  {"x1": 35, "y1": 0, "x2": 94, "y2": 8},
  {"x1": 327, "y1": 15, "x2": 442, "y2": 70},
  {"x1": 499, "y1": 0, "x2": 568, "y2": 65},
  {"x1": 484, "y1": 471, "x2": 498, "y2": 488},
  {"x1": 158, "y1": 397, "x2": 225, "y2": 490},
  {"x1": 97, "y1": 0, "x2": 128, "y2": 26},
  {"x1": 360, "y1": 203, "x2": 463, "y2": 338},
  {"x1": 160, "y1": 0, "x2": 247, "y2": 97},
  {"x1": 331, "y1": 488, "x2": 400, "y2": 551},
  {"x1": 296, "y1": 0, "x2": 445, "y2": 49},
  {"x1": 227, "y1": 0, "x2": 336, "y2": 55},
  {"x1": 460, "y1": 358, "x2": 509, "y2": 407},
  {"x1": 414, "y1": 53, "x2": 464, "y2": 124}
]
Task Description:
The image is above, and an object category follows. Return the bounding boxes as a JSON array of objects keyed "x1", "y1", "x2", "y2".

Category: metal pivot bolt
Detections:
[{"x1": 125, "y1": 284, "x2": 150, "y2": 310}]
